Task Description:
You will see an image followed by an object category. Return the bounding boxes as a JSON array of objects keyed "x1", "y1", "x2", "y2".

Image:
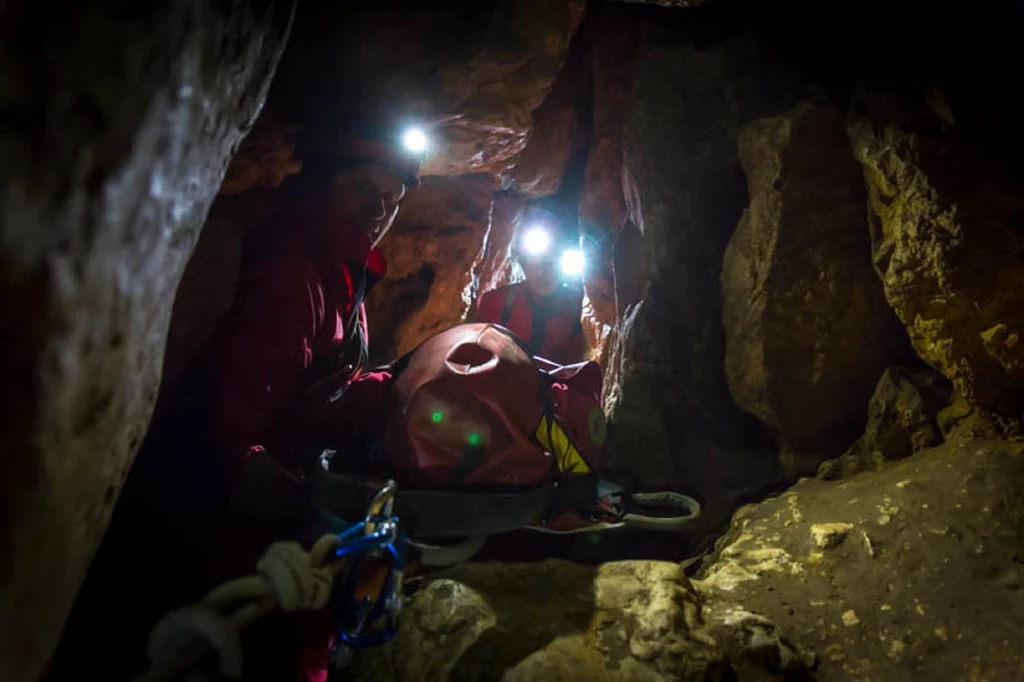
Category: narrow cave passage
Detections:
[{"x1": 3, "y1": 0, "x2": 1024, "y2": 680}]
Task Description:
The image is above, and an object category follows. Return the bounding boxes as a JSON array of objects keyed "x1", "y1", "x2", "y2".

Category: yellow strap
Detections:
[{"x1": 535, "y1": 415, "x2": 591, "y2": 475}]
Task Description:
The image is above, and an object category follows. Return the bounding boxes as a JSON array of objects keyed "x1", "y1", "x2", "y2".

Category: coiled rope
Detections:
[{"x1": 137, "y1": 534, "x2": 346, "y2": 682}]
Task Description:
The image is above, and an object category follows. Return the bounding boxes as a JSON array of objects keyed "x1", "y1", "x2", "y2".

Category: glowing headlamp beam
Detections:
[
  {"x1": 560, "y1": 248, "x2": 585, "y2": 277},
  {"x1": 521, "y1": 226, "x2": 552, "y2": 256},
  {"x1": 402, "y1": 128, "x2": 428, "y2": 154}
]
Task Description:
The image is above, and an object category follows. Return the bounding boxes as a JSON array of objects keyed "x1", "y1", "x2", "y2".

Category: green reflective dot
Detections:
[
  {"x1": 431, "y1": 411, "x2": 444, "y2": 424},
  {"x1": 467, "y1": 432, "x2": 481, "y2": 446}
]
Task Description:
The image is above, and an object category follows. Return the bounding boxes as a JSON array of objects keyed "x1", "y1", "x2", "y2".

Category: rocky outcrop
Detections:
[
  {"x1": 350, "y1": 559, "x2": 804, "y2": 681},
  {"x1": 722, "y1": 103, "x2": 911, "y2": 476},
  {"x1": 350, "y1": 440, "x2": 1024, "y2": 682},
  {"x1": 273, "y1": 0, "x2": 585, "y2": 178},
  {"x1": 601, "y1": 30, "x2": 799, "y2": 507},
  {"x1": 818, "y1": 366, "x2": 951, "y2": 480},
  {"x1": 365, "y1": 175, "x2": 495, "y2": 361},
  {"x1": 578, "y1": 3, "x2": 642, "y2": 328},
  {"x1": 696, "y1": 438, "x2": 1024, "y2": 681},
  {"x1": 0, "y1": 1, "x2": 294, "y2": 675},
  {"x1": 502, "y1": 18, "x2": 590, "y2": 198},
  {"x1": 0, "y1": 2, "x2": 294, "y2": 679},
  {"x1": 218, "y1": 124, "x2": 302, "y2": 196},
  {"x1": 849, "y1": 93, "x2": 1024, "y2": 438},
  {"x1": 468, "y1": 190, "x2": 525, "y2": 311}
]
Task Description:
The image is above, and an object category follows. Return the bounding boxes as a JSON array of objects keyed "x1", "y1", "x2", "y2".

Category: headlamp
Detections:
[
  {"x1": 559, "y1": 248, "x2": 585, "y2": 277},
  {"x1": 401, "y1": 127, "x2": 429, "y2": 154},
  {"x1": 521, "y1": 226, "x2": 553, "y2": 256}
]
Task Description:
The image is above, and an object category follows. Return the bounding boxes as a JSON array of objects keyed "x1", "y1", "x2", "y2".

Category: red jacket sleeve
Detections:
[{"x1": 207, "y1": 255, "x2": 326, "y2": 459}]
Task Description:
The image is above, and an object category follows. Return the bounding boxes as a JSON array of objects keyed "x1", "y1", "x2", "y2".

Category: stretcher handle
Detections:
[{"x1": 620, "y1": 491, "x2": 701, "y2": 531}]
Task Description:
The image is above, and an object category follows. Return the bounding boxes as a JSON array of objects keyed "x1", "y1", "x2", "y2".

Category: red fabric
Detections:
[
  {"x1": 476, "y1": 282, "x2": 586, "y2": 365},
  {"x1": 206, "y1": 218, "x2": 384, "y2": 460},
  {"x1": 546, "y1": 360, "x2": 606, "y2": 470},
  {"x1": 383, "y1": 324, "x2": 553, "y2": 488},
  {"x1": 202, "y1": 219, "x2": 386, "y2": 682}
]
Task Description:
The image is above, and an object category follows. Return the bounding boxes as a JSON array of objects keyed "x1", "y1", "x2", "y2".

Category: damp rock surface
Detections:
[
  {"x1": 0, "y1": 2, "x2": 294, "y2": 679},
  {"x1": 601, "y1": 30, "x2": 797, "y2": 521},
  {"x1": 849, "y1": 92, "x2": 1024, "y2": 436},
  {"x1": 722, "y1": 102, "x2": 911, "y2": 476},
  {"x1": 350, "y1": 560, "x2": 738, "y2": 681},
  {"x1": 696, "y1": 437, "x2": 1024, "y2": 681},
  {"x1": 365, "y1": 175, "x2": 495, "y2": 362},
  {"x1": 818, "y1": 365, "x2": 951, "y2": 480}
]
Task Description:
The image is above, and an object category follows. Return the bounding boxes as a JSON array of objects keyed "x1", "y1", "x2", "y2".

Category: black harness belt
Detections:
[{"x1": 307, "y1": 453, "x2": 600, "y2": 539}]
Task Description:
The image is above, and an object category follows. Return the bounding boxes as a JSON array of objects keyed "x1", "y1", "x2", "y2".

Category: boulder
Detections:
[
  {"x1": 0, "y1": 2, "x2": 294, "y2": 679},
  {"x1": 365, "y1": 175, "x2": 495, "y2": 361},
  {"x1": 848, "y1": 92, "x2": 1024, "y2": 437},
  {"x1": 818, "y1": 366, "x2": 951, "y2": 480},
  {"x1": 721, "y1": 102, "x2": 911, "y2": 476},
  {"x1": 349, "y1": 559, "x2": 784, "y2": 681},
  {"x1": 696, "y1": 438, "x2": 1024, "y2": 681}
]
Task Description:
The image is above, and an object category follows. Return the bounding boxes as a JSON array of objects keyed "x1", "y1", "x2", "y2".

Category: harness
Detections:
[{"x1": 302, "y1": 246, "x2": 374, "y2": 403}]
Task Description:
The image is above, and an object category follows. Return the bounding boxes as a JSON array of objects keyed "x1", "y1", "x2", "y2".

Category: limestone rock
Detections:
[
  {"x1": 849, "y1": 92, "x2": 1024, "y2": 436},
  {"x1": 415, "y1": 0, "x2": 586, "y2": 177},
  {"x1": 277, "y1": 0, "x2": 585, "y2": 178},
  {"x1": 602, "y1": 31, "x2": 798, "y2": 514},
  {"x1": 160, "y1": 219, "x2": 244, "y2": 392},
  {"x1": 811, "y1": 523, "x2": 854, "y2": 550},
  {"x1": 365, "y1": 175, "x2": 494, "y2": 361},
  {"x1": 350, "y1": 560, "x2": 739, "y2": 681},
  {"x1": 468, "y1": 190, "x2": 525, "y2": 312},
  {"x1": 578, "y1": 4, "x2": 642, "y2": 328},
  {"x1": 697, "y1": 438, "x2": 1024, "y2": 681},
  {"x1": 0, "y1": 2, "x2": 294, "y2": 679},
  {"x1": 218, "y1": 124, "x2": 302, "y2": 196},
  {"x1": 502, "y1": 19, "x2": 589, "y2": 198},
  {"x1": 722, "y1": 102, "x2": 911, "y2": 476},
  {"x1": 818, "y1": 366, "x2": 951, "y2": 480}
]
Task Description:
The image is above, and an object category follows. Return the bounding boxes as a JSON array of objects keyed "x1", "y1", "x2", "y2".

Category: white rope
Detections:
[
  {"x1": 258, "y1": 541, "x2": 334, "y2": 612},
  {"x1": 138, "y1": 534, "x2": 345, "y2": 682}
]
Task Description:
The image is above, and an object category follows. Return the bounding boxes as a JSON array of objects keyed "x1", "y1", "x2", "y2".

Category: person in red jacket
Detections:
[
  {"x1": 475, "y1": 202, "x2": 588, "y2": 366},
  {"x1": 51, "y1": 119, "x2": 425, "y2": 682}
]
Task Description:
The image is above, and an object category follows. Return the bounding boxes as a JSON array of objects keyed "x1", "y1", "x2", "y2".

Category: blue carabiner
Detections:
[{"x1": 330, "y1": 513, "x2": 407, "y2": 649}]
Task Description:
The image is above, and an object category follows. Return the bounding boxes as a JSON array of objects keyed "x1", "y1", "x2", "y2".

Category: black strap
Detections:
[
  {"x1": 307, "y1": 456, "x2": 602, "y2": 539},
  {"x1": 499, "y1": 287, "x2": 518, "y2": 327},
  {"x1": 529, "y1": 294, "x2": 550, "y2": 357}
]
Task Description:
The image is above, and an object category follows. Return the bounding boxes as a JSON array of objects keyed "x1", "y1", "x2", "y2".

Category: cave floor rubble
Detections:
[{"x1": 349, "y1": 438, "x2": 1024, "y2": 681}]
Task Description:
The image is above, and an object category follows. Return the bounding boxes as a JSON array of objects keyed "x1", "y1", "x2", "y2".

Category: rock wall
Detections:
[
  {"x1": 818, "y1": 365, "x2": 951, "y2": 480},
  {"x1": 365, "y1": 175, "x2": 495, "y2": 362},
  {"x1": 468, "y1": 190, "x2": 526, "y2": 309},
  {"x1": 601, "y1": 28, "x2": 800, "y2": 509},
  {"x1": 721, "y1": 103, "x2": 911, "y2": 476},
  {"x1": 268, "y1": 0, "x2": 585, "y2": 178},
  {"x1": 0, "y1": 2, "x2": 294, "y2": 679},
  {"x1": 848, "y1": 93, "x2": 1024, "y2": 438}
]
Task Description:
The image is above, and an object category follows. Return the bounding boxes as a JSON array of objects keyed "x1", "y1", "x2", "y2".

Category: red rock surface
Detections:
[{"x1": 365, "y1": 175, "x2": 496, "y2": 361}]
